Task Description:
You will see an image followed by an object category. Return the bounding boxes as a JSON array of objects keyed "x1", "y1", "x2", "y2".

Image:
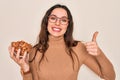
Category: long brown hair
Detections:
[{"x1": 30, "y1": 4, "x2": 79, "y2": 69}]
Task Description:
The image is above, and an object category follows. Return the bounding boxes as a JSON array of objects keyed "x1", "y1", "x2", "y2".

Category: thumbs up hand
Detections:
[{"x1": 84, "y1": 31, "x2": 101, "y2": 56}]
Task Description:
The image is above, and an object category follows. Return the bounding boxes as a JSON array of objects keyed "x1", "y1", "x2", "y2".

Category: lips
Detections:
[{"x1": 52, "y1": 27, "x2": 61, "y2": 32}]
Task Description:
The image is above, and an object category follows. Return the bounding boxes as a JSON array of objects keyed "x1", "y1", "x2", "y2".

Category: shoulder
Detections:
[
  {"x1": 72, "y1": 40, "x2": 89, "y2": 62},
  {"x1": 29, "y1": 46, "x2": 43, "y2": 62},
  {"x1": 72, "y1": 40, "x2": 86, "y2": 51},
  {"x1": 29, "y1": 47, "x2": 36, "y2": 61},
  {"x1": 29, "y1": 47, "x2": 41, "y2": 62}
]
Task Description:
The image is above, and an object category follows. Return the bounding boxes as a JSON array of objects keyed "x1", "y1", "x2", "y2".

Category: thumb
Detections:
[{"x1": 92, "y1": 31, "x2": 99, "y2": 42}]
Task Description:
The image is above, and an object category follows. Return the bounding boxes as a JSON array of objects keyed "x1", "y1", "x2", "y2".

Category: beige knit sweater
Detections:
[{"x1": 22, "y1": 36, "x2": 115, "y2": 80}]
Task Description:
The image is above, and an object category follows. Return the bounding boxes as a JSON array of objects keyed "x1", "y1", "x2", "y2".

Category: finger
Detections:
[
  {"x1": 86, "y1": 45, "x2": 97, "y2": 49},
  {"x1": 16, "y1": 49, "x2": 21, "y2": 60},
  {"x1": 8, "y1": 46, "x2": 11, "y2": 53},
  {"x1": 23, "y1": 51, "x2": 27, "y2": 60},
  {"x1": 26, "y1": 53, "x2": 29, "y2": 62},
  {"x1": 88, "y1": 51, "x2": 98, "y2": 56},
  {"x1": 85, "y1": 42, "x2": 96, "y2": 46},
  {"x1": 92, "y1": 31, "x2": 99, "y2": 42},
  {"x1": 26, "y1": 53, "x2": 29, "y2": 63},
  {"x1": 9, "y1": 46, "x2": 14, "y2": 58},
  {"x1": 9, "y1": 47, "x2": 19, "y2": 63},
  {"x1": 86, "y1": 48, "x2": 97, "y2": 53}
]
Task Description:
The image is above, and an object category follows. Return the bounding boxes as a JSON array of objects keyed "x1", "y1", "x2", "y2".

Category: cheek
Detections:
[
  {"x1": 62, "y1": 25, "x2": 68, "y2": 32},
  {"x1": 47, "y1": 23, "x2": 52, "y2": 31}
]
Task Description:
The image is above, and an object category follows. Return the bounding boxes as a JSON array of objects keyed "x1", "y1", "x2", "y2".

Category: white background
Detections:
[{"x1": 0, "y1": 0, "x2": 120, "y2": 80}]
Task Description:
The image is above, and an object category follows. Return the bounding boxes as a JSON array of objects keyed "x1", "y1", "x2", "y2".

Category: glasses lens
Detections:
[
  {"x1": 60, "y1": 18, "x2": 69, "y2": 25},
  {"x1": 49, "y1": 15, "x2": 56, "y2": 23},
  {"x1": 48, "y1": 15, "x2": 69, "y2": 25}
]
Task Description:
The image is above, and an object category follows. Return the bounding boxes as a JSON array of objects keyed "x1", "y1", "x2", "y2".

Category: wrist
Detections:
[
  {"x1": 21, "y1": 67, "x2": 31, "y2": 75},
  {"x1": 96, "y1": 47, "x2": 102, "y2": 56}
]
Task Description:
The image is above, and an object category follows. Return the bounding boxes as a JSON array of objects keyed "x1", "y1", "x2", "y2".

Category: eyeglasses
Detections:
[{"x1": 48, "y1": 15, "x2": 69, "y2": 25}]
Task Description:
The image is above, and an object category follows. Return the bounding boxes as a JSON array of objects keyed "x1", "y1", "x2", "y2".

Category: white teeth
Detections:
[{"x1": 52, "y1": 27, "x2": 61, "y2": 31}]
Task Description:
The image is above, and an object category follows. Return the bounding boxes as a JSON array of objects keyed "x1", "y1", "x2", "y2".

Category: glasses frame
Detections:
[{"x1": 48, "y1": 15, "x2": 69, "y2": 25}]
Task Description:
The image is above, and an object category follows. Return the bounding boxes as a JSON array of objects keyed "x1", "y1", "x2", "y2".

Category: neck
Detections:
[{"x1": 48, "y1": 35, "x2": 65, "y2": 44}]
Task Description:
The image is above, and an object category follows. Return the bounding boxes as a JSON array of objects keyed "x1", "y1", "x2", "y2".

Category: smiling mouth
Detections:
[{"x1": 52, "y1": 27, "x2": 61, "y2": 32}]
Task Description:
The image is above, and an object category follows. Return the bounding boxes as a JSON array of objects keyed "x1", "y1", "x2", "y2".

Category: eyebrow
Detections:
[{"x1": 50, "y1": 14, "x2": 68, "y2": 18}]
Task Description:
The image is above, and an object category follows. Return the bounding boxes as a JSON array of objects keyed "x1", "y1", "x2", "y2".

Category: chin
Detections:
[{"x1": 50, "y1": 33, "x2": 64, "y2": 37}]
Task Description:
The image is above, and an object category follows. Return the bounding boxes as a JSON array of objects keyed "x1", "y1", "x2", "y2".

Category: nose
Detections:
[{"x1": 55, "y1": 19, "x2": 60, "y2": 25}]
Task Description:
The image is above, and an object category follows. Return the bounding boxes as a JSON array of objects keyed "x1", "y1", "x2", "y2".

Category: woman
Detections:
[{"x1": 9, "y1": 4, "x2": 115, "y2": 80}]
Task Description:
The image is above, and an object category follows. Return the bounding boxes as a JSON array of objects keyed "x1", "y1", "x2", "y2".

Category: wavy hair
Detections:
[{"x1": 30, "y1": 4, "x2": 79, "y2": 70}]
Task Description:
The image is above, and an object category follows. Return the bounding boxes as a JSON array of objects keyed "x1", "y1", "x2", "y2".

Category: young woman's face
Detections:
[{"x1": 47, "y1": 8, "x2": 69, "y2": 37}]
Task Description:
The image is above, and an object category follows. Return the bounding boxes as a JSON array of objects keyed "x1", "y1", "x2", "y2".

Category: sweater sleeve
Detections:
[
  {"x1": 22, "y1": 73, "x2": 33, "y2": 80},
  {"x1": 81, "y1": 43, "x2": 116, "y2": 80}
]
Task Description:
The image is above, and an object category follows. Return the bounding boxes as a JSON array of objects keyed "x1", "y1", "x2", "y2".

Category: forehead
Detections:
[{"x1": 50, "y1": 8, "x2": 68, "y2": 17}]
